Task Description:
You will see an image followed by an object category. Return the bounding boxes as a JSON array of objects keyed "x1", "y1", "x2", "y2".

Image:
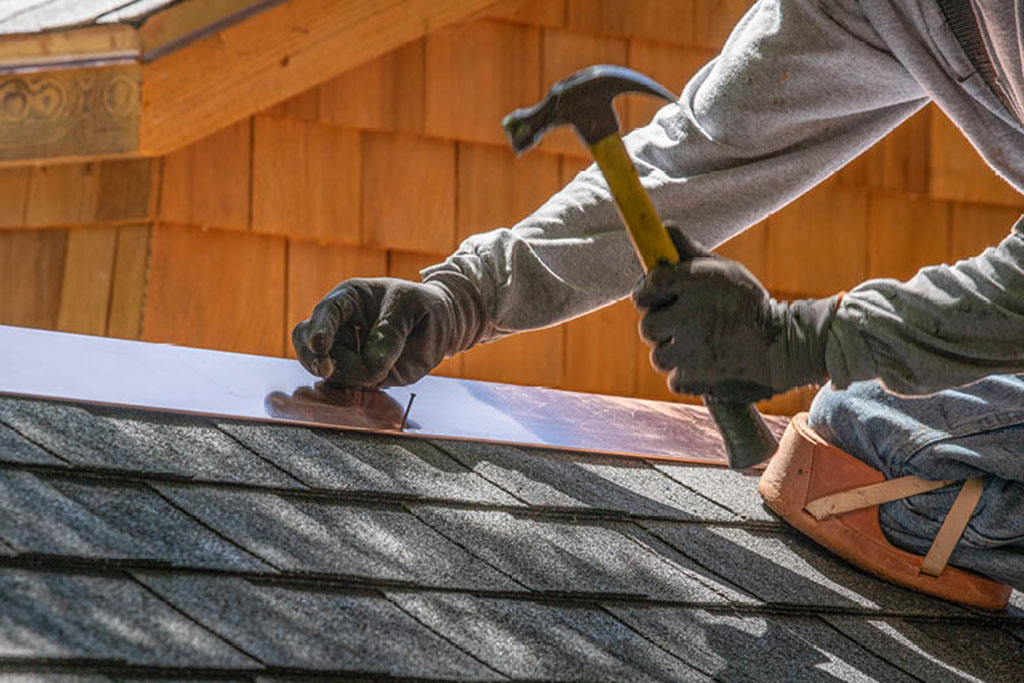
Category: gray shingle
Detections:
[
  {"x1": 606, "y1": 605, "x2": 917, "y2": 683},
  {"x1": 644, "y1": 522, "x2": 966, "y2": 616},
  {"x1": 435, "y1": 439, "x2": 739, "y2": 521},
  {"x1": 826, "y1": 616, "x2": 1024, "y2": 683},
  {"x1": 649, "y1": 462, "x2": 781, "y2": 523},
  {"x1": 411, "y1": 507, "x2": 752, "y2": 602},
  {"x1": 220, "y1": 421, "x2": 521, "y2": 505},
  {"x1": 153, "y1": 484, "x2": 521, "y2": 590},
  {"x1": 0, "y1": 0, "x2": 174, "y2": 34},
  {"x1": 0, "y1": 398, "x2": 301, "y2": 487},
  {"x1": 0, "y1": 676, "x2": 116, "y2": 682},
  {"x1": 0, "y1": 421, "x2": 66, "y2": 465},
  {"x1": 0, "y1": 569, "x2": 258, "y2": 668},
  {"x1": 94, "y1": 0, "x2": 176, "y2": 24},
  {"x1": 0, "y1": 471, "x2": 269, "y2": 571},
  {"x1": 387, "y1": 591, "x2": 711, "y2": 682},
  {"x1": 136, "y1": 573, "x2": 502, "y2": 679}
]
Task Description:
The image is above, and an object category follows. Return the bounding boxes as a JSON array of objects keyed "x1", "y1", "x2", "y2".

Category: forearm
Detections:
[
  {"x1": 425, "y1": 0, "x2": 927, "y2": 341},
  {"x1": 827, "y1": 217, "x2": 1024, "y2": 394}
]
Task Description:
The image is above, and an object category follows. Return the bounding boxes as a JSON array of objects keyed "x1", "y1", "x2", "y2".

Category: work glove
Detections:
[
  {"x1": 292, "y1": 277, "x2": 481, "y2": 389},
  {"x1": 632, "y1": 227, "x2": 840, "y2": 403}
]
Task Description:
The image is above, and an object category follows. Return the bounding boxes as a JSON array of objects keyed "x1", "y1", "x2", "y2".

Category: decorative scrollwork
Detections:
[
  {"x1": 0, "y1": 79, "x2": 67, "y2": 123},
  {"x1": 0, "y1": 64, "x2": 139, "y2": 159}
]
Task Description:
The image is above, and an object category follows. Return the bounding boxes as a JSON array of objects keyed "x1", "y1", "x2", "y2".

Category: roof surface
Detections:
[
  {"x1": 0, "y1": 0, "x2": 176, "y2": 35},
  {"x1": 0, "y1": 392, "x2": 1021, "y2": 681}
]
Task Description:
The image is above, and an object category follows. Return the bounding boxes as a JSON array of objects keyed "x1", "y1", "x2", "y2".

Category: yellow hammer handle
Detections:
[
  {"x1": 590, "y1": 133, "x2": 679, "y2": 273},
  {"x1": 589, "y1": 132, "x2": 777, "y2": 469}
]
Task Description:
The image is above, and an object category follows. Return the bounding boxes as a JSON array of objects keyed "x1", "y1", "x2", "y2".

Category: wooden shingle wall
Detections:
[{"x1": 1, "y1": 0, "x2": 1021, "y2": 415}]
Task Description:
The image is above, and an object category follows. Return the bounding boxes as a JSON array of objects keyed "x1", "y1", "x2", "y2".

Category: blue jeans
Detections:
[{"x1": 808, "y1": 376, "x2": 1024, "y2": 587}]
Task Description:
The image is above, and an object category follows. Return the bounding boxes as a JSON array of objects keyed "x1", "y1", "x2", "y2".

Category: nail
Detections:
[{"x1": 399, "y1": 393, "x2": 416, "y2": 432}]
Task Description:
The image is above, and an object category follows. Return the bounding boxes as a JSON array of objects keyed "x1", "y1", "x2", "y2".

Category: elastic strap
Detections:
[
  {"x1": 920, "y1": 477, "x2": 985, "y2": 576},
  {"x1": 804, "y1": 475, "x2": 985, "y2": 576},
  {"x1": 804, "y1": 476, "x2": 954, "y2": 519}
]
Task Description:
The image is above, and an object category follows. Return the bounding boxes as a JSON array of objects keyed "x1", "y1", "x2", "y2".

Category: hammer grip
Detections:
[{"x1": 590, "y1": 133, "x2": 778, "y2": 468}]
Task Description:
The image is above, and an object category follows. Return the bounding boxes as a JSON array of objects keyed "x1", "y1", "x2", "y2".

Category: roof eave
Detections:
[{"x1": 0, "y1": 0, "x2": 503, "y2": 165}]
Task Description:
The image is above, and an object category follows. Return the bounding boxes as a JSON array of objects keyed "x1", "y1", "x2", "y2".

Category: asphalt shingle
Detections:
[
  {"x1": 0, "y1": 420, "x2": 66, "y2": 465},
  {"x1": 136, "y1": 573, "x2": 501, "y2": 680},
  {"x1": 435, "y1": 439, "x2": 739, "y2": 521},
  {"x1": 0, "y1": 676, "x2": 116, "y2": 682},
  {"x1": 644, "y1": 521, "x2": 967, "y2": 616},
  {"x1": 221, "y1": 421, "x2": 521, "y2": 505},
  {"x1": 826, "y1": 616, "x2": 1024, "y2": 682},
  {"x1": 0, "y1": 392, "x2": 1021, "y2": 681},
  {"x1": 650, "y1": 462, "x2": 781, "y2": 523},
  {"x1": 0, "y1": 398, "x2": 300, "y2": 487},
  {"x1": 0, "y1": 569, "x2": 258, "y2": 668},
  {"x1": 0, "y1": 471, "x2": 269, "y2": 571},
  {"x1": 387, "y1": 591, "x2": 711, "y2": 682},
  {"x1": 153, "y1": 484, "x2": 521, "y2": 590},
  {"x1": 606, "y1": 605, "x2": 917, "y2": 683},
  {"x1": 411, "y1": 506, "x2": 751, "y2": 603}
]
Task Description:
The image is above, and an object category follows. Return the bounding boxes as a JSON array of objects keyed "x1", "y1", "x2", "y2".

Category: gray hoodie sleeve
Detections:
[
  {"x1": 827, "y1": 216, "x2": 1024, "y2": 395},
  {"x1": 423, "y1": 0, "x2": 928, "y2": 343}
]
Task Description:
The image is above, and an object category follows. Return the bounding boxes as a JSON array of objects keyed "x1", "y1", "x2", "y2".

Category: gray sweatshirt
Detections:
[{"x1": 422, "y1": 0, "x2": 1024, "y2": 395}]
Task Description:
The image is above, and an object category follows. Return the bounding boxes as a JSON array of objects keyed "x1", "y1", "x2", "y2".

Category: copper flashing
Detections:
[{"x1": 0, "y1": 325, "x2": 787, "y2": 464}]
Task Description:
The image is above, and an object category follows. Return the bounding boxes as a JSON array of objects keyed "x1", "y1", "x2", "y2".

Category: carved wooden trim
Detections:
[
  {"x1": 0, "y1": 65, "x2": 140, "y2": 160},
  {"x1": 0, "y1": 0, "x2": 501, "y2": 161}
]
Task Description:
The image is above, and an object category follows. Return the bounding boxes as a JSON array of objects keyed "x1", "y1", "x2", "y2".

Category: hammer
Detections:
[{"x1": 502, "y1": 64, "x2": 778, "y2": 469}]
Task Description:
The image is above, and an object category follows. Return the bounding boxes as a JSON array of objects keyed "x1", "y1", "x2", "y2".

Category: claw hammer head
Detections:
[{"x1": 502, "y1": 64, "x2": 676, "y2": 152}]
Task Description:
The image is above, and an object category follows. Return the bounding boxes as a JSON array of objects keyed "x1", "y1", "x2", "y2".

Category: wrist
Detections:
[
  {"x1": 768, "y1": 295, "x2": 841, "y2": 391},
  {"x1": 421, "y1": 273, "x2": 486, "y2": 355}
]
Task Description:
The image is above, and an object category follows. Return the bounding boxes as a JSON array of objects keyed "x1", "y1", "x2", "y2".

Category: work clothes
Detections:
[
  {"x1": 292, "y1": 278, "x2": 484, "y2": 388},
  {"x1": 810, "y1": 377, "x2": 1024, "y2": 586},
  {"x1": 632, "y1": 228, "x2": 838, "y2": 402},
  {"x1": 422, "y1": 0, "x2": 1024, "y2": 387},
  {"x1": 415, "y1": 0, "x2": 1024, "y2": 585}
]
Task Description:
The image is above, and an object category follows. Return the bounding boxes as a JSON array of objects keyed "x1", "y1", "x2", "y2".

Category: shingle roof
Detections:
[
  {"x1": 0, "y1": 393, "x2": 1021, "y2": 681},
  {"x1": 0, "y1": 1, "x2": 177, "y2": 35}
]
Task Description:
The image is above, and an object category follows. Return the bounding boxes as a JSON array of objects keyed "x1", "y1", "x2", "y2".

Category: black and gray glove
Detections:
[
  {"x1": 632, "y1": 229, "x2": 839, "y2": 403},
  {"x1": 292, "y1": 276, "x2": 482, "y2": 388}
]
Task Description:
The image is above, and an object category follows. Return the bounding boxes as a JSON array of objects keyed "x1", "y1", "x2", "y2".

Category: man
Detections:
[{"x1": 293, "y1": 1, "x2": 1024, "y2": 587}]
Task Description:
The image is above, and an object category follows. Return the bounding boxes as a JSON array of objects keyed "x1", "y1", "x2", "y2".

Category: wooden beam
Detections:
[
  {"x1": 0, "y1": 0, "x2": 499, "y2": 162},
  {"x1": 0, "y1": 24, "x2": 138, "y2": 72},
  {"x1": 139, "y1": 0, "x2": 503, "y2": 155},
  {"x1": 0, "y1": 64, "x2": 140, "y2": 161},
  {"x1": 137, "y1": 0, "x2": 285, "y2": 61}
]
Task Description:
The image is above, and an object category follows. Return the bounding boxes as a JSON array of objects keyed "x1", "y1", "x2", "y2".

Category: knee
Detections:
[
  {"x1": 807, "y1": 381, "x2": 893, "y2": 471},
  {"x1": 808, "y1": 381, "x2": 859, "y2": 439}
]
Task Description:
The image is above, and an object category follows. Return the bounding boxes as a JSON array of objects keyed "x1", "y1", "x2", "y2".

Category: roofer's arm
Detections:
[
  {"x1": 636, "y1": 218, "x2": 1024, "y2": 400},
  {"x1": 294, "y1": 0, "x2": 927, "y2": 388}
]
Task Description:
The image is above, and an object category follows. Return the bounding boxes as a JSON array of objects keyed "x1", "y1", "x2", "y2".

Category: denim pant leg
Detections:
[{"x1": 807, "y1": 375, "x2": 1024, "y2": 587}]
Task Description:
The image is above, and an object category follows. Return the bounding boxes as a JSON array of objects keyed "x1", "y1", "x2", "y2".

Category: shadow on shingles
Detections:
[
  {"x1": 622, "y1": 524, "x2": 1021, "y2": 681},
  {"x1": 607, "y1": 604, "x2": 912, "y2": 683},
  {"x1": 3, "y1": 396, "x2": 1016, "y2": 679},
  {"x1": 432, "y1": 438, "x2": 733, "y2": 521},
  {"x1": 642, "y1": 518, "x2": 968, "y2": 613}
]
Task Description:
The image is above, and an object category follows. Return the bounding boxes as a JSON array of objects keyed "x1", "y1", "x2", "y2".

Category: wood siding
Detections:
[{"x1": 2, "y1": 0, "x2": 1022, "y2": 415}]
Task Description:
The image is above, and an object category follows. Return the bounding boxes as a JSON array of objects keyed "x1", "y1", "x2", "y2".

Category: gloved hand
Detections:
[
  {"x1": 292, "y1": 277, "x2": 480, "y2": 389},
  {"x1": 632, "y1": 228, "x2": 839, "y2": 403}
]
